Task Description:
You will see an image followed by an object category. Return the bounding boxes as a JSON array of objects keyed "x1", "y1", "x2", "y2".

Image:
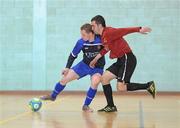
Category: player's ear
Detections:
[{"x1": 96, "y1": 24, "x2": 100, "y2": 29}]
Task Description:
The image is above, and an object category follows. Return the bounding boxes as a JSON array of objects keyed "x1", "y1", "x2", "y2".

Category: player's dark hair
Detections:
[
  {"x1": 91, "y1": 15, "x2": 106, "y2": 27},
  {"x1": 80, "y1": 23, "x2": 94, "y2": 33}
]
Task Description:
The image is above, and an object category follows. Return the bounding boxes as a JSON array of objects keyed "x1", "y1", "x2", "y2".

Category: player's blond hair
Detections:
[{"x1": 80, "y1": 23, "x2": 94, "y2": 34}]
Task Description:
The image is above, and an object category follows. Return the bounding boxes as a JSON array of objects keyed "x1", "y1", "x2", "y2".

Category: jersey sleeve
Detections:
[
  {"x1": 99, "y1": 46, "x2": 109, "y2": 56},
  {"x1": 105, "y1": 27, "x2": 141, "y2": 42},
  {"x1": 65, "y1": 39, "x2": 83, "y2": 68},
  {"x1": 71, "y1": 39, "x2": 83, "y2": 57}
]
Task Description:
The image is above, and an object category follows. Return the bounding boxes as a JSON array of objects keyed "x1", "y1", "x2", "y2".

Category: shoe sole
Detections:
[
  {"x1": 98, "y1": 111, "x2": 117, "y2": 113},
  {"x1": 40, "y1": 97, "x2": 55, "y2": 101},
  {"x1": 97, "y1": 109, "x2": 117, "y2": 113},
  {"x1": 149, "y1": 81, "x2": 156, "y2": 99}
]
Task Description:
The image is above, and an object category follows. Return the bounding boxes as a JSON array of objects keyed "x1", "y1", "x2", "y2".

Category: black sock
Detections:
[
  {"x1": 103, "y1": 84, "x2": 115, "y2": 107},
  {"x1": 127, "y1": 83, "x2": 149, "y2": 91}
]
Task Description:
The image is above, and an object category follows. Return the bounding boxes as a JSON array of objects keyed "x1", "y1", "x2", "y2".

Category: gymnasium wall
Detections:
[{"x1": 0, "y1": 0, "x2": 179, "y2": 91}]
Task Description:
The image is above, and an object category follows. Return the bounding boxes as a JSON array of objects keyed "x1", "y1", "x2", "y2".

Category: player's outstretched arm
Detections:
[{"x1": 108, "y1": 26, "x2": 151, "y2": 39}]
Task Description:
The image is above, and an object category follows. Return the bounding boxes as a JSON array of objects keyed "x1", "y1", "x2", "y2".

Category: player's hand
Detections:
[
  {"x1": 90, "y1": 59, "x2": 97, "y2": 68},
  {"x1": 62, "y1": 68, "x2": 69, "y2": 76},
  {"x1": 139, "y1": 27, "x2": 152, "y2": 34},
  {"x1": 90, "y1": 54, "x2": 102, "y2": 68}
]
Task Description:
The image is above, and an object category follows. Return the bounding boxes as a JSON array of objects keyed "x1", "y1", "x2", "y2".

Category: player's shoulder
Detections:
[
  {"x1": 76, "y1": 38, "x2": 85, "y2": 45},
  {"x1": 104, "y1": 26, "x2": 117, "y2": 33},
  {"x1": 103, "y1": 27, "x2": 117, "y2": 41}
]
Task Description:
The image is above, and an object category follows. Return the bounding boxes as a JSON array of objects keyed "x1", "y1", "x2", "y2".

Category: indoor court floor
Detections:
[{"x1": 0, "y1": 93, "x2": 179, "y2": 128}]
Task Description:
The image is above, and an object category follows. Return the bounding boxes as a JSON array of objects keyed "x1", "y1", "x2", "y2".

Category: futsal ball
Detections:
[{"x1": 29, "y1": 98, "x2": 42, "y2": 112}]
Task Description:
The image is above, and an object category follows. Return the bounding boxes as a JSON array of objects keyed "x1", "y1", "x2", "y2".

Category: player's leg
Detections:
[
  {"x1": 116, "y1": 53, "x2": 156, "y2": 99},
  {"x1": 41, "y1": 69, "x2": 79, "y2": 101},
  {"x1": 98, "y1": 62, "x2": 120, "y2": 112},
  {"x1": 50, "y1": 69, "x2": 79, "y2": 100},
  {"x1": 83, "y1": 73, "x2": 101, "y2": 112}
]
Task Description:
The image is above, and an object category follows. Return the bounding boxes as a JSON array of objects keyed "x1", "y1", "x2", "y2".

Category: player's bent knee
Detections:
[
  {"x1": 117, "y1": 82, "x2": 127, "y2": 91},
  {"x1": 60, "y1": 78, "x2": 68, "y2": 85},
  {"x1": 91, "y1": 81, "x2": 100, "y2": 89},
  {"x1": 101, "y1": 72, "x2": 114, "y2": 83},
  {"x1": 101, "y1": 76, "x2": 111, "y2": 84},
  {"x1": 91, "y1": 78, "x2": 101, "y2": 89}
]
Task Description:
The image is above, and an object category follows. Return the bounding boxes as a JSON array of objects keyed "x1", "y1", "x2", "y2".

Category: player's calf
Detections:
[
  {"x1": 82, "y1": 74, "x2": 101, "y2": 112},
  {"x1": 41, "y1": 82, "x2": 66, "y2": 101},
  {"x1": 101, "y1": 72, "x2": 114, "y2": 85}
]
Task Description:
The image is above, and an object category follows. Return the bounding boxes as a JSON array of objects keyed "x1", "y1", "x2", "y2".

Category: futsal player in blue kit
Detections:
[{"x1": 41, "y1": 23, "x2": 105, "y2": 112}]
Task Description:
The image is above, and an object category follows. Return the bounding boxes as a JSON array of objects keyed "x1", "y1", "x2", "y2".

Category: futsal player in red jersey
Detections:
[{"x1": 90, "y1": 15, "x2": 156, "y2": 112}]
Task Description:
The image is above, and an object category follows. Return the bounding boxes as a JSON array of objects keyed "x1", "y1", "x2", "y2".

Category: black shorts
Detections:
[{"x1": 106, "y1": 52, "x2": 137, "y2": 83}]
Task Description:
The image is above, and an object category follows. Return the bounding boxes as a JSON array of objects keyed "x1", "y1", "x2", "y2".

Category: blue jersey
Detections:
[{"x1": 71, "y1": 35, "x2": 105, "y2": 69}]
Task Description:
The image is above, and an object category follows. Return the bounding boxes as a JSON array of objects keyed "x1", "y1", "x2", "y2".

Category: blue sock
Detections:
[
  {"x1": 84, "y1": 87, "x2": 97, "y2": 106},
  {"x1": 51, "y1": 82, "x2": 65, "y2": 99}
]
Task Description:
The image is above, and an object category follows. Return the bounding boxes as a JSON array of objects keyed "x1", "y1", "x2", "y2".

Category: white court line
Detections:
[
  {"x1": 0, "y1": 96, "x2": 68, "y2": 125},
  {"x1": 139, "y1": 101, "x2": 144, "y2": 128}
]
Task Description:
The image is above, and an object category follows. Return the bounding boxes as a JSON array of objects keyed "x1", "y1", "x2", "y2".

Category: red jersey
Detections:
[{"x1": 100, "y1": 27, "x2": 141, "y2": 59}]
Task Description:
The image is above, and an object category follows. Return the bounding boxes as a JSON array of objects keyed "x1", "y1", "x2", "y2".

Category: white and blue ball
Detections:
[{"x1": 29, "y1": 98, "x2": 42, "y2": 112}]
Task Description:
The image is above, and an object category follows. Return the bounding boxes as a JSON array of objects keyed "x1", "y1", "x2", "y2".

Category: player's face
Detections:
[
  {"x1": 81, "y1": 30, "x2": 90, "y2": 41},
  {"x1": 91, "y1": 21, "x2": 100, "y2": 34}
]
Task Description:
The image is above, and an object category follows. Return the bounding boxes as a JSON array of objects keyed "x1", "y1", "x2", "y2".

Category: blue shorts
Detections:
[{"x1": 71, "y1": 61, "x2": 103, "y2": 79}]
